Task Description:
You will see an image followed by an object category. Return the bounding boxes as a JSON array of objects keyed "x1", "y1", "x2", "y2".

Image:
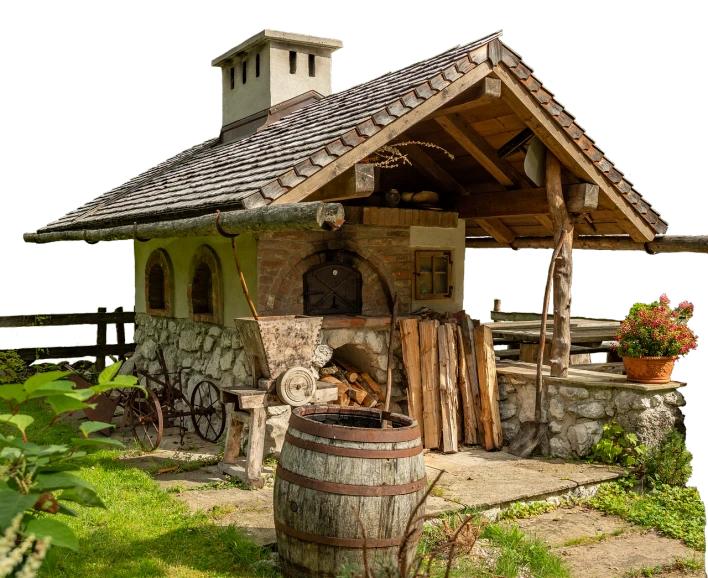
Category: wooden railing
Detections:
[{"x1": 0, "y1": 307, "x2": 136, "y2": 370}]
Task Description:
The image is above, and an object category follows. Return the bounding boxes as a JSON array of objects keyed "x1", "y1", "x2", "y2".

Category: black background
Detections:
[{"x1": 0, "y1": 18, "x2": 706, "y2": 476}]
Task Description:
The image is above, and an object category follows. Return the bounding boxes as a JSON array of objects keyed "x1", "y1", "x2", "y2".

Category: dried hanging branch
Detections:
[{"x1": 363, "y1": 141, "x2": 455, "y2": 169}]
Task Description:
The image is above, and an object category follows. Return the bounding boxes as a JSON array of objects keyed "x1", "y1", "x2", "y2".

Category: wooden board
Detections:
[
  {"x1": 472, "y1": 324, "x2": 503, "y2": 450},
  {"x1": 456, "y1": 325, "x2": 478, "y2": 445},
  {"x1": 419, "y1": 319, "x2": 441, "y2": 449},
  {"x1": 459, "y1": 316, "x2": 484, "y2": 444},
  {"x1": 399, "y1": 318, "x2": 425, "y2": 444},
  {"x1": 437, "y1": 323, "x2": 459, "y2": 453}
]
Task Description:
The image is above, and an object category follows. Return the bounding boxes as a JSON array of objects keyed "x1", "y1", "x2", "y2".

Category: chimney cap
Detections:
[{"x1": 211, "y1": 29, "x2": 343, "y2": 67}]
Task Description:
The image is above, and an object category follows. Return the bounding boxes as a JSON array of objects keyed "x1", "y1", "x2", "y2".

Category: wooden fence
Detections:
[{"x1": 0, "y1": 307, "x2": 136, "y2": 371}]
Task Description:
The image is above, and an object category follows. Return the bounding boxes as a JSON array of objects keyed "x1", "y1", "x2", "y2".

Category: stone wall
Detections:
[
  {"x1": 130, "y1": 313, "x2": 296, "y2": 455},
  {"x1": 497, "y1": 368, "x2": 686, "y2": 458}
]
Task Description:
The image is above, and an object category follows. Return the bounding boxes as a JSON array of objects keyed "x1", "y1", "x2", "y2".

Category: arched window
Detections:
[
  {"x1": 188, "y1": 245, "x2": 222, "y2": 324},
  {"x1": 144, "y1": 249, "x2": 173, "y2": 316},
  {"x1": 304, "y1": 262, "x2": 362, "y2": 316}
]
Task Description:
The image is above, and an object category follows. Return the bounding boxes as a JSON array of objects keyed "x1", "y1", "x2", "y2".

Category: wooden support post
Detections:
[
  {"x1": 419, "y1": 319, "x2": 441, "y2": 450},
  {"x1": 96, "y1": 307, "x2": 107, "y2": 373},
  {"x1": 223, "y1": 410, "x2": 249, "y2": 464},
  {"x1": 399, "y1": 319, "x2": 424, "y2": 445},
  {"x1": 456, "y1": 325, "x2": 478, "y2": 445},
  {"x1": 245, "y1": 407, "x2": 267, "y2": 488},
  {"x1": 459, "y1": 316, "x2": 484, "y2": 444},
  {"x1": 115, "y1": 306, "x2": 126, "y2": 361},
  {"x1": 545, "y1": 153, "x2": 573, "y2": 377},
  {"x1": 472, "y1": 324, "x2": 503, "y2": 451},
  {"x1": 437, "y1": 323, "x2": 459, "y2": 453}
]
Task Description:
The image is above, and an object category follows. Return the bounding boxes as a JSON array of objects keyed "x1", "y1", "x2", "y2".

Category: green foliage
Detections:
[
  {"x1": 588, "y1": 482, "x2": 706, "y2": 551},
  {"x1": 589, "y1": 421, "x2": 646, "y2": 468},
  {"x1": 644, "y1": 429, "x2": 693, "y2": 488},
  {"x1": 498, "y1": 501, "x2": 558, "y2": 521},
  {"x1": 0, "y1": 350, "x2": 26, "y2": 385},
  {"x1": 0, "y1": 361, "x2": 144, "y2": 573},
  {"x1": 227, "y1": 526, "x2": 279, "y2": 577}
]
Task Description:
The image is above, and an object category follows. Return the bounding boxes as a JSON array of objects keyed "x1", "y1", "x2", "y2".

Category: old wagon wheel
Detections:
[
  {"x1": 190, "y1": 380, "x2": 226, "y2": 442},
  {"x1": 129, "y1": 388, "x2": 163, "y2": 451}
]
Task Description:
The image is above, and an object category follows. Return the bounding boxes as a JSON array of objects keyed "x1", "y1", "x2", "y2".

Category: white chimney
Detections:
[{"x1": 212, "y1": 30, "x2": 343, "y2": 142}]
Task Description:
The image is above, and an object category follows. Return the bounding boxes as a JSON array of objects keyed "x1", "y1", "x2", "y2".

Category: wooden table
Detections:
[
  {"x1": 488, "y1": 319, "x2": 620, "y2": 363},
  {"x1": 219, "y1": 382, "x2": 338, "y2": 487}
]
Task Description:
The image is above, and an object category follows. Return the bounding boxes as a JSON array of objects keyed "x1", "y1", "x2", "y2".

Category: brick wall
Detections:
[{"x1": 257, "y1": 224, "x2": 414, "y2": 316}]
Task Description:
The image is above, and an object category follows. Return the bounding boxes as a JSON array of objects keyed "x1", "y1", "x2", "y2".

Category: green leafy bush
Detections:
[
  {"x1": 0, "y1": 351, "x2": 26, "y2": 385},
  {"x1": 0, "y1": 362, "x2": 144, "y2": 574},
  {"x1": 644, "y1": 429, "x2": 692, "y2": 488},
  {"x1": 589, "y1": 421, "x2": 646, "y2": 468}
]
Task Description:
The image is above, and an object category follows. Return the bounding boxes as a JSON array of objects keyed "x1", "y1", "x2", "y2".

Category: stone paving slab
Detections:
[{"x1": 424, "y1": 447, "x2": 620, "y2": 513}]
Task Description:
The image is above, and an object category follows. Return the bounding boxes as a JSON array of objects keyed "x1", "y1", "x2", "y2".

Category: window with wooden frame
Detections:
[
  {"x1": 414, "y1": 250, "x2": 453, "y2": 300},
  {"x1": 188, "y1": 245, "x2": 222, "y2": 324},
  {"x1": 145, "y1": 248, "x2": 173, "y2": 317}
]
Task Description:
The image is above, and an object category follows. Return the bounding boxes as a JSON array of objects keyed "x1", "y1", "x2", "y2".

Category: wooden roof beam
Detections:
[
  {"x1": 304, "y1": 163, "x2": 377, "y2": 202},
  {"x1": 404, "y1": 143, "x2": 469, "y2": 195},
  {"x1": 494, "y1": 63, "x2": 655, "y2": 242},
  {"x1": 457, "y1": 184, "x2": 598, "y2": 219},
  {"x1": 436, "y1": 113, "x2": 534, "y2": 189},
  {"x1": 466, "y1": 235, "x2": 708, "y2": 254},
  {"x1": 475, "y1": 217, "x2": 516, "y2": 245},
  {"x1": 426, "y1": 77, "x2": 501, "y2": 119}
]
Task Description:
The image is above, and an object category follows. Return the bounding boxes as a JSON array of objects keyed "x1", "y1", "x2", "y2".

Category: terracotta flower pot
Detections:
[{"x1": 622, "y1": 356, "x2": 675, "y2": 384}]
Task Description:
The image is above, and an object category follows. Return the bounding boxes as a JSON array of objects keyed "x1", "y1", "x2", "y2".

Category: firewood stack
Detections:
[
  {"x1": 399, "y1": 313, "x2": 504, "y2": 454},
  {"x1": 318, "y1": 359, "x2": 386, "y2": 409}
]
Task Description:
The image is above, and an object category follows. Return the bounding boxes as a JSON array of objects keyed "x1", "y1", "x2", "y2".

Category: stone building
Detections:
[{"x1": 25, "y1": 30, "x2": 685, "y2": 460}]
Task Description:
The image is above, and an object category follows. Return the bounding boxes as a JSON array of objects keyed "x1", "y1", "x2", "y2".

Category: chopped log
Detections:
[
  {"x1": 459, "y1": 316, "x2": 484, "y2": 443},
  {"x1": 349, "y1": 383, "x2": 369, "y2": 405},
  {"x1": 305, "y1": 163, "x2": 377, "y2": 202},
  {"x1": 546, "y1": 153, "x2": 573, "y2": 377},
  {"x1": 419, "y1": 319, "x2": 442, "y2": 450},
  {"x1": 360, "y1": 373, "x2": 384, "y2": 398},
  {"x1": 472, "y1": 324, "x2": 503, "y2": 451},
  {"x1": 332, "y1": 358, "x2": 359, "y2": 383},
  {"x1": 466, "y1": 235, "x2": 708, "y2": 254},
  {"x1": 320, "y1": 375, "x2": 350, "y2": 406},
  {"x1": 437, "y1": 323, "x2": 459, "y2": 453},
  {"x1": 456, "y1": 325, "x2": 478, "y2": 445},
  {"x1": 399, "y1": 318, "x2": 424, "y2": 444},
  {"x1": 354, "y1": 377, "x2": 380, "y2": 404},
  {"x1": 23, "y1": 202, "x2": 346, "y2": 244}
]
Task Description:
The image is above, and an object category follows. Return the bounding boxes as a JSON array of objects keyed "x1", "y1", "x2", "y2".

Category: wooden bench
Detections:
[{"x1": 219, "y1": 382, "x2": 338, "y2": 487}]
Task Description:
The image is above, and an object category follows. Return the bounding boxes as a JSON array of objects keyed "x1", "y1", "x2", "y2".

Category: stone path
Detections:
[{"x1": 512, "y1": 507, "x2": 705, "y2": 578}]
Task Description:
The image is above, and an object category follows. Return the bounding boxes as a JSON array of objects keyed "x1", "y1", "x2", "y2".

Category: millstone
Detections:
[{"x1": 276, "y1": 366, "x2": 316, "y2": 406}]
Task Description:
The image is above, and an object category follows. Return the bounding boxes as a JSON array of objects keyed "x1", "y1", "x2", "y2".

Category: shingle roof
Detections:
[{"x1": 38, "y1": 31, "x2": 667, "y2": 236}]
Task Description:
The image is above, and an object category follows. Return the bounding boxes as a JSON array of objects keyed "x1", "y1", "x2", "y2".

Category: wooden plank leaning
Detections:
[
  {"x1": 419, "y1": 319, "x2": 441, "y2": 449},
  {"x1": 399, "y1": 318, "x2": 424, "y2": 445},
  {"x1": 459, "y1": 316, "x2": 484, "y2": 443},
  {"x1": 437, "y1": 323, "x2": 459, "y2": 453},
  {"x1": 456, "y1": 324, "x2": 478, "y2": 445},
  {"x1": 473, "y1": 324, "x2": 503, "y2": 450}
]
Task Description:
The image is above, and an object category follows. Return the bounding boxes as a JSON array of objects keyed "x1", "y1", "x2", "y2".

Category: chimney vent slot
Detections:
[
  {"x1": 230, "y1": 67, "x2": 235, "y2": 89},
  {"x1": 308, "y1": 54, "x2": 316, "y2": 77},
  {"x1": 289, "y1": 51, "x2": 297, "y2": 74},
  {"x1": 256, "y1": 53, "x2": 261, "y2": 77},
  {"x1": 242, "y1": 60, "x2": 247, "y2": 84}
]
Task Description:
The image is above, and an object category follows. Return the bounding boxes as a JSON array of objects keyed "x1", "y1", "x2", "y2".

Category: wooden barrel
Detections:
[{"x1": 274, "y1": 405, "x2": 426, "y2": 578}]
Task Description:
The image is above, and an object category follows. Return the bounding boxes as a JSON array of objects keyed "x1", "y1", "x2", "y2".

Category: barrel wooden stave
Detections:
[{"x1": 274, "y1": 410, "x2": 425, "y2": 578}]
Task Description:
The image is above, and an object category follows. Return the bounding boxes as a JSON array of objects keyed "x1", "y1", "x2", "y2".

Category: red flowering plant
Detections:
[{"x1": 614, "y1": 294, "x2": 698, "y2": 359}]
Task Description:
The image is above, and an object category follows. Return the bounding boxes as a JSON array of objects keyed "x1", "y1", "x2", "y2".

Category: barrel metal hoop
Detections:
[
  {"x1": 289, "y1": 412, "x2": 421, "y2": 443},
  {"x1": 276, "y1": 465, "x2": 426, "y2": 497},
  {"x1": 275, "y1": 519, "x2": 423, "y2": 549},
  {"x1": 284, "y1": 432, "x2": 423, "y2": 459}
]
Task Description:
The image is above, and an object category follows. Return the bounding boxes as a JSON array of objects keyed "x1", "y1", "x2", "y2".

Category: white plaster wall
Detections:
[
  {"x1": 134, "y1": 234, "x2": 257, "y2": 326},
  {"x1": 269, "y1": 42, "x2": 332, "y2": 106},
  {"x1": 409, "y1": 220, "x2": 466, "y2": 313},
  {"x1": 221, "y1": 47, "x2": 271, "y2": 126}
]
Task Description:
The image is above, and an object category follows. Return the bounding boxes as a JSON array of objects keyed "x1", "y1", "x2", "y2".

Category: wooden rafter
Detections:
[
  {"x1": 305, "y1": 163, "x2": 376, "y2": 202},
  {"x1": 271, "y1": 55, "x2": 494, "y2": 205},
  {"x1": 436, "y1": 113, "x2": 534, "y2": 189},
  {"x1": 475, "y1": 217, "x2": 515, "y2": 244},
  {"x1": 425, "y1": 77, "x2": 501, "y2": 119},
  {"x1": 494, "y1": 64, "x2": 655, "y2": 242}
]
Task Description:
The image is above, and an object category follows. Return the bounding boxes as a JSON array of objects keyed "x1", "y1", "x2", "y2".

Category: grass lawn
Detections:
[{"x1": 3, "y1": 399, "x2": 275, "y2": 578}]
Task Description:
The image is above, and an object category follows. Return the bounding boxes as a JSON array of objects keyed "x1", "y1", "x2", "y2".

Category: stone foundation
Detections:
[{"x1": 497, "y1": 364, "x2": 686, "y2": 458}]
